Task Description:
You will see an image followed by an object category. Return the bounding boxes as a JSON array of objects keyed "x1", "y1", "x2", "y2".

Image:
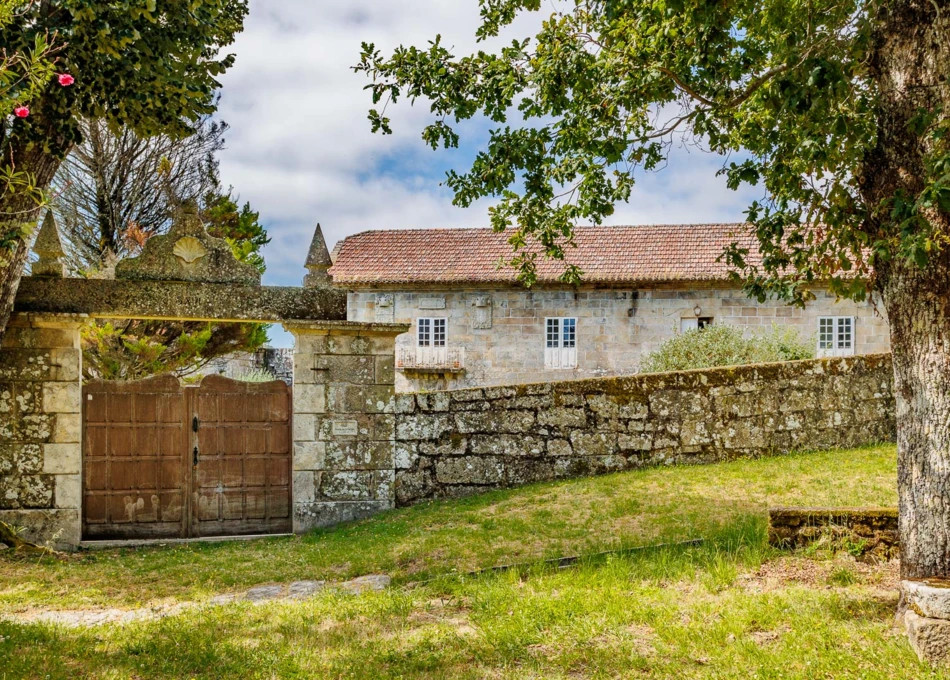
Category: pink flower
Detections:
[
  {"x1": 14, "y1": 106, "x2": 29, "y2": 118},
  {"x1": 58, "y1": 73, "x2": 74, "y2": 87}
]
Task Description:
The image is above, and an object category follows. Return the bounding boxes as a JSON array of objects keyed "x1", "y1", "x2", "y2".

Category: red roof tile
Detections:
[{"x1": 328, "y1": 224, "x2": 760, "y2": 285}]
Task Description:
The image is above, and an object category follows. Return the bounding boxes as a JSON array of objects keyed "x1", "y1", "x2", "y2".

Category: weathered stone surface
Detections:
[
  {"x1": 16, "y1": 278, "x2": 348, "y2": 323},
  {"x1": 42, "y1": 444, "x2": 80, "y2": 474},
  {"x1": 904, "y1": 580, "x2": 950, "y2": 621},
  {"x1": 394, "y1": 355, "x2": 896, "y2": 505},
  {"x1": 905, "y1": 610, "x2": 950, "y2": 665},
  {"x1": 54, "y1": 474, "x2": 82, "y2": 509},
  {"x1": 116, "y1": 204, "x2": 261, "y2": 285},
  {"x1": 289, "y1": 580, "x2": 327, "y2": 598},
  {"x1": 293, "y1": 441, "x2": 326, "y2": 471},
  {"x1": 0, "y1": 474, "x2": 54, "y2": 508},
  {"x1": 303, "y1": 224, "x2": 332, "y2": 287},
  {"x1": 293, "y1": 500, "x2": 392, "y2": 532},
  {"x1": 435, "y1": 456, "x2": 504, "y2": 485},
  {"x1": 768, "y1": 507, "x2": 899, "y2": 561},
  {"x1": 31, "y1": 212, "x2": 66, "y2": 278},
  {"x1": 338, "y1": 574, "x2": 390, "y2": 594},
  {"x1": 0, "y1": 508, "x2": 80, "y2": 550},
  {"x1": 245, "y1": 585, "x2": 284, "y2": 602}
]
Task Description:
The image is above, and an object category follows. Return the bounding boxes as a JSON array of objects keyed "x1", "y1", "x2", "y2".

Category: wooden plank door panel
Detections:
[
  {"x1": 190, "y1": 375, "x2": 292, "y2": 538},
  {"x1": 82, "y1": 375, "x2": 188, "y2": 540}
]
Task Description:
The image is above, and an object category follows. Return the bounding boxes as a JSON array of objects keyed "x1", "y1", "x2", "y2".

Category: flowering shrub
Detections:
[{"x1": 639, "y1": 323, "x2": 815, "y2": 374}]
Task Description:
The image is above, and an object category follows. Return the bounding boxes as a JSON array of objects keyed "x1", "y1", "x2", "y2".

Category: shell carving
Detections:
[{"x1": 173, "y1": 236, "x2": 208, "y2": 265}]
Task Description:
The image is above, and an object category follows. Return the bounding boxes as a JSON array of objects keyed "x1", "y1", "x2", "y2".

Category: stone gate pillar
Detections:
[
  {"x1": 284, "y1": 321, "x2": 408, "y2": 532},
  {"x1": 0, "y1": 313, "x2": 84, "y2": 549}
]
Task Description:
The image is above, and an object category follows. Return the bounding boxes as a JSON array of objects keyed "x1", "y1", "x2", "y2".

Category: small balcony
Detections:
[{"x1": 396, "y1": 346, "x2": 466, "y2": 374}]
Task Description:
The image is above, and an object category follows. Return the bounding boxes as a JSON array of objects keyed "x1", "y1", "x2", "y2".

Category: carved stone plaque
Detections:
[
  {"x1": 374, "y1": 293, "x2": 394, "y2": 322},
  {"x1": 419, "y1": 297, "x2": 446, "y2": 310},
  {"x1": 472, "y1": 295, "x2": 492, "y2": 329},
  {"x1": 331, "y1": 420, "x2": 359, "y2": 436}
]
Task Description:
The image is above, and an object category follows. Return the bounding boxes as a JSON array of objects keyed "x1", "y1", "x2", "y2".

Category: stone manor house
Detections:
[{"x1": 326, "y1": 223, "x2": 891, "y2": 392}]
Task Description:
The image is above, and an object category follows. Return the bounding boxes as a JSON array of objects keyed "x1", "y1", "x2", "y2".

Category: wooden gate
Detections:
[{"x1": 82, "y1": 374, "x2": 292, "y2": 540}]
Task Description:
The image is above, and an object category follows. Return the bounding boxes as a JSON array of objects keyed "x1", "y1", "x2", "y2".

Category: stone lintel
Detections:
[
  {"x1": 283, "y1": 320, "x2": 410, "y2": 336},
  {"x1": 14, "y1": 277, "x2": 347, "y2": 323},
  {"x1": 7, "y1": 312, "x2": 89, "y2": 330}
]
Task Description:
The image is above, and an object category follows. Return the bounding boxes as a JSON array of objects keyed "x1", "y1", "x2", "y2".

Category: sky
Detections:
[{"x1": 214, "y1": 1, "x2": 761, "y2": 347}]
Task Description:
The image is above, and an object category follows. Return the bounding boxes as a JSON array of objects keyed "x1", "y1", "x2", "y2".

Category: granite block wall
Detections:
[
  {"x1": 0, "y1": 314, "x2": 84, "y2": 549},
  {"x1": 286, "y1": 321, "x2": 407, "y2": 532},
  {"x1": 393, "y1": 354, "x2": 896, "y2": 505}
]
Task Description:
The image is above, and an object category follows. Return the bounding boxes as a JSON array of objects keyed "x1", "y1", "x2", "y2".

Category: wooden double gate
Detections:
[{"x1": 82, "y1": 375, "x2": 292, "y2": 540}]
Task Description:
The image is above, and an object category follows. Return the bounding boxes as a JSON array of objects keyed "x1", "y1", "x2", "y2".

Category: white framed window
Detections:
[
  {"x1": 817, "y1": 316, "x2": 855, "y2": 357},
  {"x1": 545, "y1": 317, "x2": 577, "y2": 369},
  {"x1": 417, "y1": 317, "x2": 446, "y2": 347},
  {"x1": 680, "y1": 317, "x2": 714, "y2": 332}
]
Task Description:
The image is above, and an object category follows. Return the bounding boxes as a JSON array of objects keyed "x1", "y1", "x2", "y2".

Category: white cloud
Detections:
[{"x1": 215, "y1": 1, "x2": 760, "y2": 346}]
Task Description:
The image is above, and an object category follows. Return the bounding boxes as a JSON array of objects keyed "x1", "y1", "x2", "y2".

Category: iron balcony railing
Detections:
[{"x1": 396, "y1": 346, "x2": 465, "y2": 372}]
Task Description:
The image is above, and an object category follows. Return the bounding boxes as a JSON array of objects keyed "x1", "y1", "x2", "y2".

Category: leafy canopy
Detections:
[
  {"x1": 0, "y1": 0, "x2": 248, "y2": 152},
  {"x1": 357, "y1": 0, "x2": 948, "y2": 304}
]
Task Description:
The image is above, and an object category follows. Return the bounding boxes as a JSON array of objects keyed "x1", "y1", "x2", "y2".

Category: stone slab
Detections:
[
  {"x1": 906, "y1": 610, "x2": 950, "y2": 665},
  {"x1": 15, "y1": 278, "x2": 347, "y2": 323},
  {"x1": 904, "y1": 579, "x2": 950, "y2": 621}
]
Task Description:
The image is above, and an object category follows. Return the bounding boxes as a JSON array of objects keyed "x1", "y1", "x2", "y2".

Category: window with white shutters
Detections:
[
  {"x1": 544, "y1": 317, "x2": 578, "y2": 368},
  {"x1": 817, "y1": 316, "x2": 855, "y2": 357},
  {"x1": 416, "y1": 317, "x2": 449, "y2": 366},
  {"x1": 417, "y1": 318, "x2": 446, "y2": 347}
]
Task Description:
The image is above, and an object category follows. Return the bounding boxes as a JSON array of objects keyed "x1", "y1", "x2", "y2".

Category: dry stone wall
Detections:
[
  {"x1": 393, "y1": 354, "x2": 895, "y2": 505},
  {"x1": 768, "y1": 507, "x2": 899, "y2": 561}
]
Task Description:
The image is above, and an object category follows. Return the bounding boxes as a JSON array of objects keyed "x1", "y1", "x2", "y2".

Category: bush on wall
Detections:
[{"x1": 639, "y1": 324, "x2": 814, "y2": 373}]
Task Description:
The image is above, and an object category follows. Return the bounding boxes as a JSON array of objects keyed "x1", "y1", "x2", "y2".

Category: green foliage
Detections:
[
  {"x1": 234, "y1": 367, "x2": 278, "y2": 383},
  {"x1": 202, "y1": 188, "x2": 270, "y2": 274},
  {"x1": 82, "y1": 317, "x2": 268, "y2": 381},
  {"x1": 639, "y1": 324, "x2": 814, "y2": 374},
  {"x1": 355, "y1": 0, "x2": 947, "y2": 301},
  {"x1": 0, "y1": 0, "x2": 248, "y2": 146}
]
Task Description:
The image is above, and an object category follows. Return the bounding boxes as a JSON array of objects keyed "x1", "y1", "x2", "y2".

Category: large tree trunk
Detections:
[
  {"x1": 866, "y1": 0, "x2": 950, "y2": 579},
  {"x1": 0, "y1": 118, "x2": 71, "y2": 340},
  {"x1": 884, "y1": 255, "x2": 950, "y2": 579}
]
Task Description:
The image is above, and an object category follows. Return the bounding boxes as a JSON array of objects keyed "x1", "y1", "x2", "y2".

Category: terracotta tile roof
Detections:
[{"x1": 328, "y1": 224, "x2": 760, "y2": 286}]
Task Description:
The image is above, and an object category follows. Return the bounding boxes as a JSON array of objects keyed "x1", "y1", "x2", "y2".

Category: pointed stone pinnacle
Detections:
[
  {"x1": 304, "y1": 223, "x2": 332, "y2": 287},
  {"x1": 31, "y1": 211, "x2": 66, "y2": 277}
]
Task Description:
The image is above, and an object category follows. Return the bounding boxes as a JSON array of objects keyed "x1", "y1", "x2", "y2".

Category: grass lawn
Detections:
[{"x1": 2, "y1": 443, "x2": 935, "y2": 679}]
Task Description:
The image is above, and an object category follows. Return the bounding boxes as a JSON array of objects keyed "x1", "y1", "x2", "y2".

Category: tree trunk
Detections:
[
  {"x1": 0, "y1": 122, "x2": 71, "y2": 340},
  {"x1": 884, "y1": 256, "x2": 950, "y2": 579},
  {"x1": 865, "y1": 0, "x2": 950, "y2": 579}
]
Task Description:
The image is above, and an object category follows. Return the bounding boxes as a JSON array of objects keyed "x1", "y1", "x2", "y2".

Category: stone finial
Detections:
[
  {"x1": 31, "y1": 211, "x2": 66, "y2": 278},
  {"x1": 114, "y1": 201, "x2": 261, "y2": 285},
  {"x1": 303, "y1": 223, "x2": 333, "y2": 287}
]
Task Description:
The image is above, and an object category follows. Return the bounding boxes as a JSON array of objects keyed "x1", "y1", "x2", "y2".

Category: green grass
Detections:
[
  {"x1": 0, "y1": 444, "x2": 897, "y2": 612},
  {"x1": 0, "y1": 443, "x2": 930, "y2": 678},
  {"x1": 0, "y1": 535, "x2": 937, "y2": 679}
]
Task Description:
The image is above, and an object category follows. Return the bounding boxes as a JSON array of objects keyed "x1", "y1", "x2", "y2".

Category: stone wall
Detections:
[
  {"x1": 0, "y1": 315, "x2": 83, "y2": 549},
  {"x1": 393, "y1": 354, "x2": 896, "y2": 505},
  {"x1": 286, "y1": 321, "x2": 407, "y2": 532},
  {"x1": 347, "y1": 283, "x2": 891, "y2": 392},
  {"x1": 768, "y1": 507, "x2": 899, "y2": 561}
]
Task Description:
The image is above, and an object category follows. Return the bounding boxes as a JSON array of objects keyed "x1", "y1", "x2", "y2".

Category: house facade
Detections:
[{"x1": 328, "y1": 224, "x2": 891, "y2": 392}]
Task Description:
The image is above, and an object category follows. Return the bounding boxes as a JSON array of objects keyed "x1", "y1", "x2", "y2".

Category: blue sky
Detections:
[{"x1": 214, "y1": 1, "x2": 761, "y2": 346}]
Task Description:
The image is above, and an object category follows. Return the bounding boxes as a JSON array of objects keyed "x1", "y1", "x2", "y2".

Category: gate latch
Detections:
[
  {"x1": 193, "y1": 446, "x2": 199, "y2": 466},
  {"x1": 192, "y1": 416, "x2": 200, "y2": 432}
]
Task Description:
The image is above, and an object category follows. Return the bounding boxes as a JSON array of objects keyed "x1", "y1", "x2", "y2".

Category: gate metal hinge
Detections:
[{"x1": 192, "y1": 416, "x2": 200, "y2": 432}]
